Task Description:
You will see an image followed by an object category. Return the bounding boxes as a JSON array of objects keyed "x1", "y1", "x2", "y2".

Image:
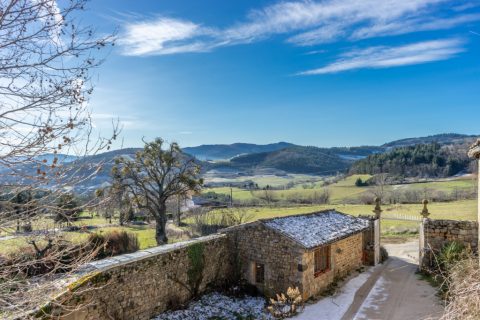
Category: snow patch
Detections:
[
  {"x1": 151, "y1": 293, "x2": 272, "y2": 320},
  {"x1": 264, "y1": 211, "x2": 369, "y2": 248}
]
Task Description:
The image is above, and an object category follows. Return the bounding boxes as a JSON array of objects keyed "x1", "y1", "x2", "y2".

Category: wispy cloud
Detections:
[
  {"x1": 119, "y1": 18, "x2": 219, "y2": 56},
  {"x1": 118, "y1": 0, "x2": 478, "y2": 56},
  {"x1": 298, "y1": 38, "x2": 466, "y2": 75},
  {"x1": 350, "y1": 13, "x2": 480, "y2": 40}
]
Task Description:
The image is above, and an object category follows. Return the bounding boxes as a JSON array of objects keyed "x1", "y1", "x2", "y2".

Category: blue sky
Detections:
[{"x1": 85, "y1": 0, "x2": 480, "y2": 148}]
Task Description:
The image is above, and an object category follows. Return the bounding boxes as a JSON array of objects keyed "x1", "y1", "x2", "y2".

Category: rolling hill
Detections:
[
  {"x1": 2, "y1": 133, "x2": 477, "y2": 192},
  {"x1": 227, "y1": 146, "x2": 380, "y2": 174},
  {"x1": 183, "y1": 142, "x2": 296, "y2": 160},
  {"x1": 382, "y1": 133, "x2": 477, "y2": 149}
]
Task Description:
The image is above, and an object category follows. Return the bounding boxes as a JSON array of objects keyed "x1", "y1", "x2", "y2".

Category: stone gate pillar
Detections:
[
  {"x1": 372, "y1": 197, "x2": 382, "y2": 265},
  {"x1": 468, "y1": 139, "x2": 480, "y2": 258}
]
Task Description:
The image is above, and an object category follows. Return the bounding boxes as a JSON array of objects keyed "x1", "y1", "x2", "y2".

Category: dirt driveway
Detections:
[{"x1": 295, "y1": 240, "x2": 444, "y2": 320}]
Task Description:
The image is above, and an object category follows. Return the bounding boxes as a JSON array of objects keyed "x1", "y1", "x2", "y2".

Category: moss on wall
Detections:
[{"x1": 187, "y1": 242, "x2": 205, "y2": 296}]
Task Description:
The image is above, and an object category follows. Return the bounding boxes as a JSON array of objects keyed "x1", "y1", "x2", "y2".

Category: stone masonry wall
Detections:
[
  {"x1": 47, "y1": 234, "x2": 234, "y2": 320},
  {"x1": 224, "y1": 222, "x2": 304, "y2": 298},
  {"x1": 224, "y1": 223, "x2": 365, "y2": 300},
  {"x1": 420, "y1": 218, "x2": 478, "y2": 270},
  {"x1": 360, "y1": 216, "x2": 380, "y2": 266},
  {"x1": 301, "y1": 232, "x2": 364, "y2": 299}
]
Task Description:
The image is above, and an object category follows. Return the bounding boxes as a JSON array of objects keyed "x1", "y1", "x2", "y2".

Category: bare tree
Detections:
[
  {"x1": 166, "y1": 194, "x2": 188, "y2": 226},
  {"x1": 0, "y1": 0, "x2": 117, "y2": 317},
  {"x1": 112, "y1": 138, "x2": 203, "y2": 245},
  {"x1": 372, "y1": 173, "x2": 388, "y2": 199}
]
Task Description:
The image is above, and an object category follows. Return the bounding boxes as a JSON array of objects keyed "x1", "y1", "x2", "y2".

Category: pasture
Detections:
[
  {"x1": 1, "y1": 174, "x2": 477, "y2": 255},
  {"x1": 203, "y1": 174, "x2": 477, "y2": 205}
]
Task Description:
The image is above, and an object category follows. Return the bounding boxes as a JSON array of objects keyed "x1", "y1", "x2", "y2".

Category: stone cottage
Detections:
[
  {"x1": 45, "y1": 209, "x2": 379, "y2": 319},
  {"x1": 223, "y1": 210, "x2": 376, "y2": 300}
]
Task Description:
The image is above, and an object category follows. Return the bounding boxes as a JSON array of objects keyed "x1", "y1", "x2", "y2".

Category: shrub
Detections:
[
  {"x1": 437, "y1": 241, "x2": 470, "y2": 273},
  {"x1": 1, "y1": 240, "x2": 83, "y2": 277},
  {"x1": 21, "y1": 223, "x2": 32, "y2": 232},
  {"x1": 190, "y1": 208, "x2": 254, "y2": 236},
  {"x1": 267, "y1": 287, "x2": 303, "y2": 318},
  {"x1": 54, "y1": 193, "x2": 82, "y2": 223},
  {"x1": 380, "y1": 246, "x2": 389, "y2": 263},
  {"x1": 87, "y1": 230, "x2": 139, "y2": 259},
  {"x1": 424, "y1": 241, "x2": 472, "y2": 300}
]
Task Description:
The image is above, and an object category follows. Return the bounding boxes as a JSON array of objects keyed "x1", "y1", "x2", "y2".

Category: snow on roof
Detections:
[{"x1": 262, "y1": 210, "x2": 369, "y2": 249}]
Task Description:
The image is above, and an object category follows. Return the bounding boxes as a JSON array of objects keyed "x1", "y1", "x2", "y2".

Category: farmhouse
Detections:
[{"x1": 223, "y1": 210, "x2": 377, "y2": 300}]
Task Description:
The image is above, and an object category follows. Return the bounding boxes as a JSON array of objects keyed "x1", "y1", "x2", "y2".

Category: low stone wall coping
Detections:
[
  {"x1": 78, "y1": 234, "x2": 226, "y2": 274},
  {"x1": 423, "y1": 218, "x2": 477, "y2": 224}
]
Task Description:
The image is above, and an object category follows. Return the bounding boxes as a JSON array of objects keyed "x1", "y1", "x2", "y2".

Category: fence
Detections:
[{"x1": 381, "y1": 213, "x2": 422, "y2": 222}]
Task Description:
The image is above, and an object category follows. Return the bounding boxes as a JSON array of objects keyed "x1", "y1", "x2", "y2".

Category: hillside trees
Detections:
[
  {"x1": 112, "y1": 138, "x2": 203, "y2": 244},
  {"x1": 350, "y1": 143, "x2": 470, "y2": 178}
]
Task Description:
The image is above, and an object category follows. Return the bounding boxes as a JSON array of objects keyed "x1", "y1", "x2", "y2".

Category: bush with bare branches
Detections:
[{"x1": 0, "y1": 0, "x2": 117, "y2": 317}]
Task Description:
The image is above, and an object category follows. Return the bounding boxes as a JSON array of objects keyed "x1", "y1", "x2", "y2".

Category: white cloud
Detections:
[
  {"x1": 118, "y1": 0, "x2": 478, "y2": 56},
  {"x1": 287, "y1": 23, "x2": 347, "y2": 46},
  {"x1": 298, "y1": 38, "x2": 465, "y2": 75},
  {"x1": 119, "y1": 18, "x2": 219, "y2": 56},
  {"x1": 350, "y1": 13, "x2": 480, "y2": 40}
]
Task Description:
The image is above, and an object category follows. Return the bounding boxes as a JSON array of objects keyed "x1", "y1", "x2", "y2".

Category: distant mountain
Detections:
[
  {"x1": 2, "y1": 133, "x2": 477, "y2": 192},
  {"x1": 35, "y1": 153, "x2": 78, "y2": 164},
  {"x1": 183, "y1": 142, "x2": 296, "y2": 160},
  {"x1": 382, "y1": 133, "x2": 477, "y2": 149},
  {"x1": 228, "y1": 146, "x2": 352, "y2": 174}
]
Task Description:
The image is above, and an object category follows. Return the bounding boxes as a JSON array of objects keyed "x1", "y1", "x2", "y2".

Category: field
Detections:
[
  {"x1": 0, "y1": 224, "x2": 184, "y2": 255},
  {"x1": 204, "y1": 174, "x2": 477, "y2": 204},
  {"x1": 1, "y1": 174, "x2": 477, "y2": 255}
]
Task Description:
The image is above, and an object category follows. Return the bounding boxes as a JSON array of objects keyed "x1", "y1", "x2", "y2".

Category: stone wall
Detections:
[
  {"x1": 359, "y1": 216, "x2": 380, "y2": 265},
  {"x1": 419, "y1": 218, "x2": 478, "y2": 270},
  {"x1": 301, "y1": 233, "x2": 364, "y2": 299},
  {"x1": 224, "y1": 222, "x2": 304, "y2": 297},
  {"x1": 224, "y1": 223, "x2": 365, "y2": 300},
  {"x1": 46, "y1": 234, "x2": 234, "y2": 320}
]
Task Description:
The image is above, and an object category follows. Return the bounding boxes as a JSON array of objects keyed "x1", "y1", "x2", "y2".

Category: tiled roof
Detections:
[{"x1": 262, "y1": 210, "x2": 369, "y2": 249}]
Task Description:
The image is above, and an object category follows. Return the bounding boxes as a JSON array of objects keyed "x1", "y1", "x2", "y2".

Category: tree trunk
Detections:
[
  {"x1": 155, "y1": 204, "x2": 168, "y2": 245},
  {"x1": 175, "y1": 211, "x2": 181, "y2": 227}
]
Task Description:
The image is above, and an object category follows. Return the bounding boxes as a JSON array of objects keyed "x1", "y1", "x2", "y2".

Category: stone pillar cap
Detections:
[
  {"x1": 421, "y1": 199, "x2": 430, "y2": 218},
  {"x1": 373, "y1": 197, "x2": 382, "y2": 218},
  {"x1": 468, "y1": 139, "x2": 480, "y2": 159}
]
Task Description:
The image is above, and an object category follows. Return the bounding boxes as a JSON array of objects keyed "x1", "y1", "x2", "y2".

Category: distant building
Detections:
[{"x1": 223, "y1": 210, "x2": 378, "y2": 300}]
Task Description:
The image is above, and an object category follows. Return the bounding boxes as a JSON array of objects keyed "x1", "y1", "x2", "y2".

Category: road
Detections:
[
  {"x1": 345, "y1": 241, "x2": 443, "y2": 320},
  {"x1": 295, "y1": 240, "x2": 444, "y2": 320}
]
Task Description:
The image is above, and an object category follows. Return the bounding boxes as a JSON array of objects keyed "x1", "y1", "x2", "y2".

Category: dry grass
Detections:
[{"x1": 440, "y1": 257, "x2": 480, "y2": 320}]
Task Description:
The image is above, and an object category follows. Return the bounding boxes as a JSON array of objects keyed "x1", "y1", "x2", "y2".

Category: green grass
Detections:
[
  {"x1": 202, "y1": 175, "x2": 372, "y2": 203},
  {"x1": 203, "y1": 174, "x2": 476, "y2": 205},
  {"x1": 388, "y1": 178, "x2": 476, "y2": 193},
  {"x1": 1, "y1": 199, "x2": 476, "y2": 255},
  {"x1": 1, "y1": 174, "x2": 477, "y2": 255},
  {"x1": 0, "y1": 225, "x2": 172, "y2": 255},
  {"x1": 0, "y1": 211, "x2": 118, "y2": 237},
  {"x1": 204, "y1": 199, "x2": 476, "y2": 233},
  {"x1": 203, "y1": 173, "x2": 323, "y2": 188}
]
